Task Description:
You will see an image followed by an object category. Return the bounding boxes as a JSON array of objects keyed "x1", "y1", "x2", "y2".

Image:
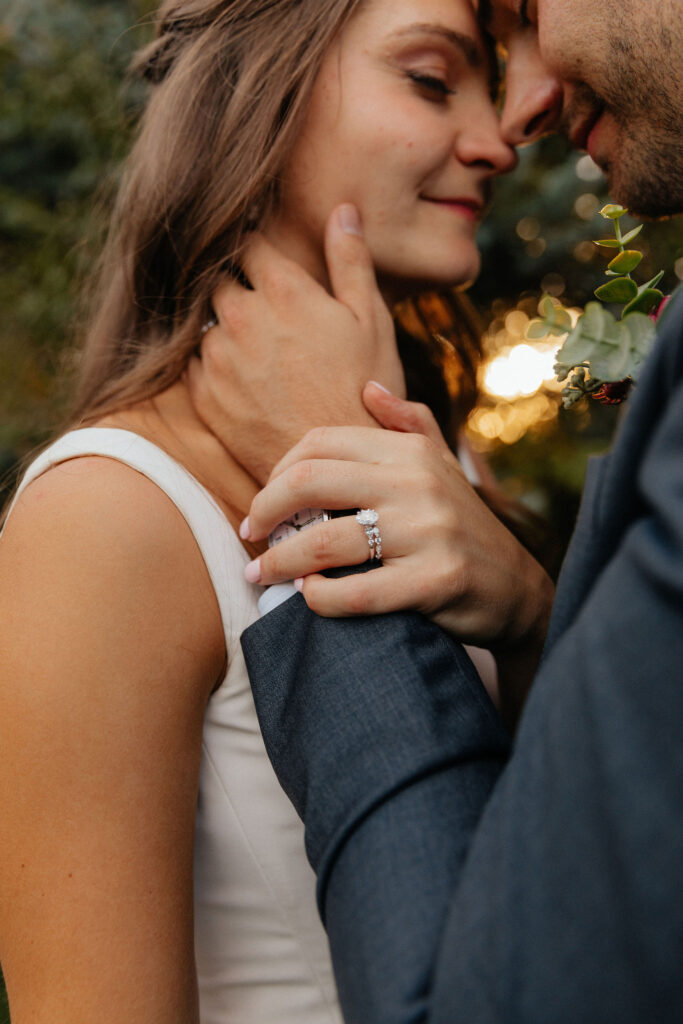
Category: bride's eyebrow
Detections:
[{"x1": 386, "y1": 23, "x2": 484, "y2": 68}]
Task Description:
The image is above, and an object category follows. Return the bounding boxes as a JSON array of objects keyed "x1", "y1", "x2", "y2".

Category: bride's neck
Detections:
[
  {"x1": 262, "y1": 217, "x2": 332, "y2": 291},
  {"x1": 95, "y1": 381, "x2": 264, "y2": 557}
]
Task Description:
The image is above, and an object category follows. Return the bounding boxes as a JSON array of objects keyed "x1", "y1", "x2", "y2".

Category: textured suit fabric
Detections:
[{"x1": 242, "y1": 288, "x2": 683, "y2": 1023}]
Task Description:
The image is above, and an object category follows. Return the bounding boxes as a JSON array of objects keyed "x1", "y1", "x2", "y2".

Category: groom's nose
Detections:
[{"x1": 500, "y1": 31, "x2": 563, "y2": 146}]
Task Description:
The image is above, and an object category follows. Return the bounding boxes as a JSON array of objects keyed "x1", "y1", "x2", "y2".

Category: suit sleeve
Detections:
[
  {"x1": 242, "y1": 310, "x2": 683, "y2": 1024},
  {"x1": 243, "y1": 602, "x2": 511, "y2": 1021}
]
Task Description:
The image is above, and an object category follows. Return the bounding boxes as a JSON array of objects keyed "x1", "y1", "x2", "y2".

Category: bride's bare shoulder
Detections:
[
  {"x1": 0, "y1": 455, "x2": 224, "y2": 689},
  {"x1": 5, "y1": 455, "x2": 188, "y2": 567}
]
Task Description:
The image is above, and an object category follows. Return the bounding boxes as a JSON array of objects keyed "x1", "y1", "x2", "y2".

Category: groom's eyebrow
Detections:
[{"x1": 388, "y1": 23, "x2": 485, "y2": 68}]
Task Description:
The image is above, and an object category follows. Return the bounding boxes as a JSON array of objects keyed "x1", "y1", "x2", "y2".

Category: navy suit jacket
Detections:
[{"x1": 242, "y1": 289, "x2": 683, "y2": 1023}]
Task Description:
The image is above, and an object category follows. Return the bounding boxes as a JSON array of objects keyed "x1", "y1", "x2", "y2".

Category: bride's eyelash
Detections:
[{"x1": 406, "y1": 71, "x2": 455, "y2": 98}]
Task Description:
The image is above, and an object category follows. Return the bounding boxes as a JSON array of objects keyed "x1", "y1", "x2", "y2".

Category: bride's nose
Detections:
[{"x1": 454, "y1": 106, "x2": 518, "y2": 177}]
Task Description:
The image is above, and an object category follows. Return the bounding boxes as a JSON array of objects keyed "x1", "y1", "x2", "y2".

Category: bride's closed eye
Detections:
[{"x1": 406, "y1": 71, "x2": 455, "y2": 99}]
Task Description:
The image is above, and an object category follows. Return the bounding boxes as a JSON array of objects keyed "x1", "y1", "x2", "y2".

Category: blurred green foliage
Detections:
[
  {"x1": 471, "y1": 139, "x2": 681, "y2": 541},
  {"x1": 1, "y1": 0, "x2": 152, "y2": 484}
]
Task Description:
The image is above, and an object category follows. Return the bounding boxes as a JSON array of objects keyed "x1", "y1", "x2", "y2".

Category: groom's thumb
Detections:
[
  {"x1": 362, "y1": 382, "x2": 447, "y2": 448},
  {"x1": 325, "y1": 203, "x2": 381, "y2": 325}
]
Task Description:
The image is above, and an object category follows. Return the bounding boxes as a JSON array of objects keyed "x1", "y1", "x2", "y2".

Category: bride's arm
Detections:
[
  {"x1": 241, "y1": 385, "x2": 553, "y2": 728},
  {"x1": 0, "y1": 458, "x2": 224, "y2": 1023}
]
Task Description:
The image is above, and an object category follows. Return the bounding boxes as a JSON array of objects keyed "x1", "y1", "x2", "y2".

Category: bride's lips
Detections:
[{"x1": 421, "y1": 196, "x2": 483, "y2": 222}]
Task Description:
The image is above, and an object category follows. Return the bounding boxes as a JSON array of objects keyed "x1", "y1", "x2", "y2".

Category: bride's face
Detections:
[{"x1": 271, "y1": 0, "x2": 517, "y2": 298}]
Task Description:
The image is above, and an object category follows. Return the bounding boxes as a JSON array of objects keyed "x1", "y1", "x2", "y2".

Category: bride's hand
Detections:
[
  {"x1": 242, "y1": 382, "x2": 554, "y2": 662},
  {"x1": 186, "y1": 204, "x2": 405, "y2": 485}
]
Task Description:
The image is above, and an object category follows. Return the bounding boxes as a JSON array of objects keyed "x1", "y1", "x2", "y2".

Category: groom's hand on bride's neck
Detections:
[{"x1": 186, "y1": 204, "x2": 405, "y2": 485}]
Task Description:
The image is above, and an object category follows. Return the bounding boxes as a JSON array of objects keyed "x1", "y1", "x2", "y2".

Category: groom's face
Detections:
[{"x1": 484, "y1": 0, "x2": 683, "y2": 217}]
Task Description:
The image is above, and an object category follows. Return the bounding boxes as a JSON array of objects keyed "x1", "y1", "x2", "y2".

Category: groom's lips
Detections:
[{"x1": 570, "y1": 104, "x2": 606, "y2": 153}]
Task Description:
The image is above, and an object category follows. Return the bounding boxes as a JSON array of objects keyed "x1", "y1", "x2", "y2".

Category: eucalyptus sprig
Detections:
[{"x1": 527, "y1": 204, "x2": 664, "y2": 408}]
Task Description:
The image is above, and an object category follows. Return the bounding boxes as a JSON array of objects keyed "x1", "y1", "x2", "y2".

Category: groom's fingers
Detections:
[
  {"x1": 239, "y1": 233, "x2": 293, "y2": 291},
  {"x1": 324, "y1": 204, "x2": 386, "y2": 328},
  {"x1": 209, "y1": 276, "x2": 257, "y2": 351},
  {"x1": 267, "y1": 423, "x2": 425, "y2": 481},
  {"x1": 361, "y1": 382, "x2": 451, "y2": 450}
]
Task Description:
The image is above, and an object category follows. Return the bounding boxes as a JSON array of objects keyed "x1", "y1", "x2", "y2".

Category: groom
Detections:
[{"x1": 194, "y1": 0, "x2": 683, "y2": 1020}]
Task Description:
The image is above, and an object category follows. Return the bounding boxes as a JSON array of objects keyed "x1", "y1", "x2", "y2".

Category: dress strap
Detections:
[{"x1": 9, "y1": 428, "x2": 256, "y2": 656}]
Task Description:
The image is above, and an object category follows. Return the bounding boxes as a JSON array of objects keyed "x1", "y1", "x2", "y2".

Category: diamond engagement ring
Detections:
[{"x1": 356, "y1": 508, "x2": 382, "y2": 561}]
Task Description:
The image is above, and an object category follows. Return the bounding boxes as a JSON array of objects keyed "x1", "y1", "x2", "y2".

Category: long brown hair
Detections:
[
  {"x1": 72, "y1": 0, "x2": 490, "y2": 436},
  {"x1": 72, "y1": 0, "x2": 366, "y2": 424}
]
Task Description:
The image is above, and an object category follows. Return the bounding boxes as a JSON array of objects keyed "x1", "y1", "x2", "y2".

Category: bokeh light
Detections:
[
  {"x1": 540, "y1": 273, "x2": 565, "y2": 297},
  {"x1": 575, "y1": 155, "x2": 605, "y2": 182},
  {"x1": 468, "y1": 301, "x2": 582, "y2": 448},
  {"x1": 574, "y1": 193, "x2": 600, "y2": 220},
  {"x1": 516, "y1": 217, "x2": 541, "y2": 241},
  {"x1": 526, "y1": 238, "x2": 547, "y2": 258},
  {"x1": 483, "y1": 343, "x2": 561, "y2": 400}
]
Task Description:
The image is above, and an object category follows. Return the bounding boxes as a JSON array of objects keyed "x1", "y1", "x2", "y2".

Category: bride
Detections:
[{"x1": 0, "y1": 0, "x2": 545, "y2": 1021}]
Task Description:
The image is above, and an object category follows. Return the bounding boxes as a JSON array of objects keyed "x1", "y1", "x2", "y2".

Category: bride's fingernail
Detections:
[
  {"x1": 368, "y1": 380, "x2": 392, "y2": 394},
  {"x1": 338, "y1": 203, "x2": 362, "y2": 236},
  {"x1": 244, "y1": 558, "x2": 261, "y2": 584},
  {"x1": 294, "y1": 577, "x2": 304, "y2": 592},
  {"x1": 239, "y1": 516, "x2": 251, "y2": 539}
]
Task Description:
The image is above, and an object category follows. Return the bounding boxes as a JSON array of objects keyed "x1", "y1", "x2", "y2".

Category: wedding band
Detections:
[
  {"x1": 356, "y1": 508, "x2": 382, "y2": 561},
  {"x1": 200, "y1": 318, "x2": 217, "y2": 335}
]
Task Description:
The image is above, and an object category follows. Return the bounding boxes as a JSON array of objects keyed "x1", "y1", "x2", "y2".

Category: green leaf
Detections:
[
  {"x1": 527, "y1": 298, "x2": 575, "y2": 342},
  {"x1": 642, "y1": 270, "x2": 665, "y2": 291},
  {"x1": 526, "y1": 320, "x2": 553, "y2": 340},
  {"x1": 621, "y1": 272, "x2": 665, "y2": 316},
  {"x1": 621, "y1": 224, "x2": 644, "y2": 245},
  {"x1": 554, "y1": 304, "x2": 656, "y2": 387},
  {"x1": 619, "y1": 313, "x2": 657, "y2": 380},
  {"x1": 538, "y1": 294, "x2": 556, "y2": 319},
  {"x1": 554, "y1": 307, "x2": 573, "y2": 330},
  {"x1": 600, "y1": 204, "x2": 627, "y2": 220},
  {"x1": 608, "y1": 250, "x2": 643, "y2": 274},
  {"x1": 594, "y1": 238, "x2": 622, "y2": 248},
  {"x1": 555, "y1": 303, "x2": 613, "y2": 369},
  {"x1": 622, "y1": 288, "x2": 663, "y2": 316},
  {"x1": 562, "y1": 387, "x2": 587, "y2": 409},
  {"x1": 594, "y1": 277, "x2": 638, "y2": 303}
]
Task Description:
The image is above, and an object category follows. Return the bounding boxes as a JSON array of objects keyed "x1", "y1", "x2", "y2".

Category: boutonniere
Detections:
[{"x1": 527, "y1": 205, "x2": 667, "y2": 408}]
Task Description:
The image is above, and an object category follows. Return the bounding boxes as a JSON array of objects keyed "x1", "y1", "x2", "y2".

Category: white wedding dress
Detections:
[{"x1": 8, "y1": 428, "x2": 342, "y2": 1024}]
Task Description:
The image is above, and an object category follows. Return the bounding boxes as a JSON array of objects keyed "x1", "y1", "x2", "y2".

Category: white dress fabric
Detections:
[{"x1": 8, "y1": 428, "x2": 342, "y2": 1024}]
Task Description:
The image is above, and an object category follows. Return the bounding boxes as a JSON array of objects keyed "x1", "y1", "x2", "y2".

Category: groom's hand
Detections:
[{"x1": 186, "y1": 204, "x2": 405, "y2": 484}]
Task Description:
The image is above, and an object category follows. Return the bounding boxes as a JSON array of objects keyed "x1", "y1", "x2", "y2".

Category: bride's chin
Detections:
[
  {"x1": 378, "y1": 268, "x2": 478, "y2": 307},
  {"x1": 376, "y1": 248, "x2": 482, "y2": 304}
]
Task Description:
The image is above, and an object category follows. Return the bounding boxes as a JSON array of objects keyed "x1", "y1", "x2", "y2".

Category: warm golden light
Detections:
[
  {"x1": 483, "y1": 342, "x2": 561, "y2": 400},
  {"x1": 469, "y1": 302, "x2": 583, "y2": 447},
  {"x1": 469, "y1": 393, "x2": 559, "y2": 446}
]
